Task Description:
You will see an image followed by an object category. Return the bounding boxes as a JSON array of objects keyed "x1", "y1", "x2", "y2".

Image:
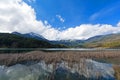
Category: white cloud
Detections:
[
  {"x1": 57, "y1": 24, "x2": 120, "y2": 40},
  {"x1": 0, "y1": 0, "x2": 55, "y2": 35},
  {"x1": 0, "y1": 0, "x2": 120, "y2": 40},
  {"x1": 117, "y1": 22, "x2": 120, "y2": 27},
  {"x1": 56, "y1": 15, "x2": 65, "y2": 23}
]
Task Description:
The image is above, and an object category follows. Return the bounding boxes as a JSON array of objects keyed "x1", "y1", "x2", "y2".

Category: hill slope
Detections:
[
  {"x1": 0, "y1": 33, "x2": 65, "y2": 48},
  {"x1": 50, "y1": 33, "x2": 120, "y2": 48},
  {"x1": 84, "y1": 33, "x2": 120, "y2": 48},
  {"x1": 12, "y1": 32, "x2": 47, "y2": 41},
  {"x1": 1, "y1": 32, "x2": 120, "y2": 48},
  {"x1": 50, "y1": 40, "x2": 84, "y2": 48}
]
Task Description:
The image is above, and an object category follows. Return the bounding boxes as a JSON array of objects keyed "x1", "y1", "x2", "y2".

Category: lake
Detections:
[
  {"x1": 0, "y1": 48, "x2": 119, "y2": 80},
  {"x1": 0, "y1": 48, "x2": 120, "y2": 53}
]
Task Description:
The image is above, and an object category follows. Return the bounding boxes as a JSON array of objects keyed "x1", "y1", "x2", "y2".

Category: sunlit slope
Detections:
[{"x1": 84, "y1": 33, "x2": 120, "y2": 48}]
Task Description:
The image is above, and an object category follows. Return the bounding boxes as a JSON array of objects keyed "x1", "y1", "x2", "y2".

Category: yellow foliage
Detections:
[{"x1": 113, "y1": 65, "x2": 120, "y2": 80}]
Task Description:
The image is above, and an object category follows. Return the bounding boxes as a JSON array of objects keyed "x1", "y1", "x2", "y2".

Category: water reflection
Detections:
[
  {"x1": 0, "y1": 48, "x2": 120, "y2": 53},
  {"x1": 0, "y1": 59, "x2": 115, "y2": 80}
]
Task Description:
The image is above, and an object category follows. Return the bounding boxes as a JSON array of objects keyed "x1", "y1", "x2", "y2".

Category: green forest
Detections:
[{"x1": 0, "y1": 33, "x2": 65, "y2": 48}]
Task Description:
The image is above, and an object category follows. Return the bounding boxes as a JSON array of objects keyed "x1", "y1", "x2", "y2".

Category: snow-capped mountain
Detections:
[{"x1": 12, "y1": 32, "x2": 47, "y2": 41}]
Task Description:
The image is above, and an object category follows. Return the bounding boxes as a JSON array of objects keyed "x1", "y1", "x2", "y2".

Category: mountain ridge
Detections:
[
  {"x1": 0, "y1": 33, "x2": 66, "y2": 48},
  {"x1": 12, "y1": 32, "x2": 48, "y2": 41},
  {"x1": 1, "y1": 32, "x2": 120, "y2": 48}
]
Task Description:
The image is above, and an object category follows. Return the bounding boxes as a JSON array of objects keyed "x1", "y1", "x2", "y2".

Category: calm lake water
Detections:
[{"x1": 0, "y1": 48, "x2": 120, "y2": 53}]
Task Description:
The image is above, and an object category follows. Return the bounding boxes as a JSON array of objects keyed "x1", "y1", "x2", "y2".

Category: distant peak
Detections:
[
  {"x1": 25, "y1": 32, "x2": 45, "y2": 39},
  {"x1": 11, "y1": 31, "x2": 47, "y2": 41},
  {"x1": 12, "y1": 31, "x2": 21, "y2": 35}
]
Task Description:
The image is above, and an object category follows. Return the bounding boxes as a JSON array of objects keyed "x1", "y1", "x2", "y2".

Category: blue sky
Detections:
[{"x1": 24, "y1": 0, "x2": 120, "y2": 29}]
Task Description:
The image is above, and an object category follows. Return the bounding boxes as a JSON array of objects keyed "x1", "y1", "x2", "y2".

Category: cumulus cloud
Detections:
[
  {"x1": 0, "y1": 0, "x2": 120, "y2": 40},
  {"x1": 0, "y1": 0, "x2": 58, "y2": 39},
  {"x1": 58, "y1": 24, "x2": 120, "y2": 40},
  {"x1": 56, "y1": 15, "x2": 65, "y2": 23}
]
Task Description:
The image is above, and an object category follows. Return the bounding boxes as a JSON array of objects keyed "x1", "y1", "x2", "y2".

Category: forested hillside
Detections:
[{"x1": 0, "y1": 33, "x2": 65, "y2": 48}]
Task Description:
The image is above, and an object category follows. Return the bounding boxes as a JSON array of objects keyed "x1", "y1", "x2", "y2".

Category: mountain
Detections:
[
  {"x1": 84, "y1": 33, "x2": 120, "y2": 48},
  {"x1": 50, "y1": 33, "x2": 120, "y2": 48},
  {"x1": 1, "y1": 32, "x2": 120, "y2": 48},
  {"x1": 12, "y1": 32, "x2": 47, "y2": 41},
  {"x1": 0, "y1": 33, "x2": 65, "y2": 48},
  {"x1": 12, "y1": 32, "x2": 84, "y2": 48},
  {"x1": 50, "y1": 40, "x2": 85, "y2": 48},
  {"x1": 85, "y1": 35, "x2": 105, "y2": 42}
]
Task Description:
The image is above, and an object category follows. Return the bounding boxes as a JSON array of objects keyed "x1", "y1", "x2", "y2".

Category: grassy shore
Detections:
[
  {"x1": 113, "y1": 65, "x2": 120, "y2": 80},
  {"x1": 0, "y1": 50, "x2": 120, "y2": 66}
]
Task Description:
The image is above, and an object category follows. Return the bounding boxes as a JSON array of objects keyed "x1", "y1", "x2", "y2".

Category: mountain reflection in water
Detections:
[{"x1": 0, "y1": 59, "x2": 115, "y2": 80}]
